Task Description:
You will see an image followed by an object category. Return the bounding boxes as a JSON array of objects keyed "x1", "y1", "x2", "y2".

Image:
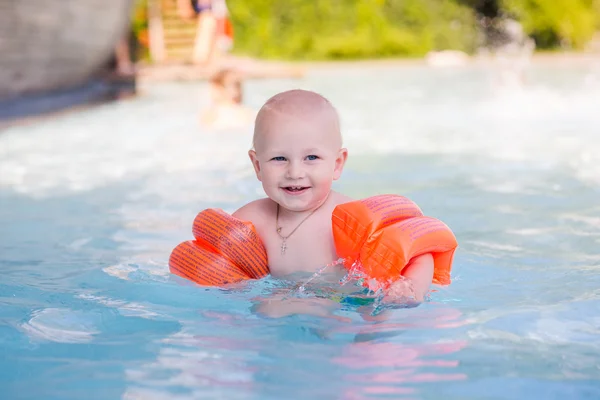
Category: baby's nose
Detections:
[{"x1": 286, "y1": 161, "x2": 305, "y2": 179}]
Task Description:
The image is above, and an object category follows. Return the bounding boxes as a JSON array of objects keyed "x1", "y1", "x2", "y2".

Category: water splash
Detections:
[
  {"x1": 338, "y1": 258, "x2": 366, "y2": 287},
  {"x1": 282, "y1": 258, "x2": 346, "y2": 299},
  {"x1": 279, "y1": 256, "x2": 416, "y2": 312},
  {"x1": 340, "y1": 259, "x2": 427, "y2": 315},
  {"x1": 339, "y1": 258, "x2": 397, "y2": 293}
]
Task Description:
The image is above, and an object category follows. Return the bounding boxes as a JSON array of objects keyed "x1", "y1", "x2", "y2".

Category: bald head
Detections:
[{"x1": 253, "y1": 89, "x2": 341, "y2": 151}]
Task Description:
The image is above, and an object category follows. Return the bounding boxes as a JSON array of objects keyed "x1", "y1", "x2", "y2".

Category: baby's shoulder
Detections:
[
  {"x1": 232, "y1": 198, "x2": 274, "y2": 224},
  {"x1": 329, "y1": 191, "x2": 354, "y2": 207}
]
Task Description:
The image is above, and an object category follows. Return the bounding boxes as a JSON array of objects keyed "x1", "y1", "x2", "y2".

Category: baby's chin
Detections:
[
  {"x1": 273, "y1": 197, "x2": 315, "y2": 211},
  {"x1": 277, "y1": 202, "x2": 317, "y2": 213}
]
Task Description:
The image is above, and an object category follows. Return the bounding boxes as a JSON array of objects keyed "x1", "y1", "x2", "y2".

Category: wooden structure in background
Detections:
[{"x1": 148, "y1": 0, "x2": 198, "y2": 63}]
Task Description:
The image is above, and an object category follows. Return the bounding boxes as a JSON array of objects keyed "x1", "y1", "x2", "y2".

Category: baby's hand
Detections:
[
  {"x1": 384, "y1": 253, "x2": 434, "y2": 303},
  {"x1": 383, "y1": 277, "x2": 417, "y2": 303}
]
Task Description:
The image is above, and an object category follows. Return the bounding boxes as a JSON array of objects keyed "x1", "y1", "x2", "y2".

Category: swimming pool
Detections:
[{"x1": 1, "y1": 59, "x2": 599, "y2": 399}]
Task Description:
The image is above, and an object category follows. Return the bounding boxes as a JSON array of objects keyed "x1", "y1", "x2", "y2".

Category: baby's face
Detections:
[{"x1": 250, "y1": 111, "x2": 347, "y2": 212}]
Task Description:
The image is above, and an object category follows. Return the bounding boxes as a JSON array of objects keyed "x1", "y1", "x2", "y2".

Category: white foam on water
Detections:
[
  {"x1": 506, "y1": 228, "x2": 559, "y2": 236},
  {"x1": 1, "y1": 64, "x2": 599, "y2": 200},
  {"x1": 122, "y1": 330, "x2": 257, "y2": 400},
  {"x1": 76, "y1": 294, "x2": 160, "y2": 319},
  {"x1": 0, "y1": 84, "x2": 253, "y2": 198},
  {"x1": 465, "y1": 241, "x2": 524, "y2": 252},
  {"x1": 21, "y1": 308, "x2": 100, "y2": 343},
  {"x1": 468, "y1": 308, "x2": 600, "y2": 348},
  {"x1": 103, "y1": 257, "x2": 172, "y2": 282}
]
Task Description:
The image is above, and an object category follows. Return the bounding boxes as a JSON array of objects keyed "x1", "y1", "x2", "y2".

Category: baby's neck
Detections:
[{"x1": 276, "y1": 193, "x2": 331, "y2": 220}]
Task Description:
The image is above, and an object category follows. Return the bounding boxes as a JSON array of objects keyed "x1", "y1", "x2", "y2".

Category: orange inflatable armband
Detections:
[
  {"x1": 333, "y1": 195, "x2": 457, "y2": 289},
  {"x1": 169, "y1": 209, "x2": 269, "y2": 286},
  {"x1": 332, "y1": 195, "x2": 424, "y2": 260}
]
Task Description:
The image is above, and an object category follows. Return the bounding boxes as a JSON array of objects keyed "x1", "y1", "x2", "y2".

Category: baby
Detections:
[{"x1": 233, "y1": 89, "x2": 434, "y2": 308}]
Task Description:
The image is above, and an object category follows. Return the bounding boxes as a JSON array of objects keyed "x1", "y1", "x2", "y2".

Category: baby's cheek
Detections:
[
  {"x1": 261, "y1": 170, "x2": 279, "y2": 184},
  {"x1": 313, "y1": 175, "x2": 331, "y2": 189},
  {"x1": 324, "y1": 172, "x2": 338, "y2": 186},
  {"x1": 315, "y1": 167, "x2": 334, "y2": 181}
]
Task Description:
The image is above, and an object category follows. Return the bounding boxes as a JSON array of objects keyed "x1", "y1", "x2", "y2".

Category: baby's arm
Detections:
[{"x1": 386, "y1": 253, "x2": 434, "y2": 302}]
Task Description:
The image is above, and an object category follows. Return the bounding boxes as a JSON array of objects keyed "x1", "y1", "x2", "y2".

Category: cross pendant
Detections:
[{"x1": 280, "y1": 239, "x2": 287, "y2": 255}]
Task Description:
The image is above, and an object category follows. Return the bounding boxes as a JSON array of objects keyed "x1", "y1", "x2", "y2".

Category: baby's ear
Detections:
[
  {"x1": 248, "y1": 150, "x2": 262, "y2": 181},
  {"x1": 333, "y1": 148, "x2": 348, "y2": 180}
]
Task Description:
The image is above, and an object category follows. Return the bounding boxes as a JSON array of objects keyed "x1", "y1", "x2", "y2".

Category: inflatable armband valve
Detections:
[
  {"x1": 332, "y1": 195, "x2": 423, "y2": 262},
  {"x1": 169, "y1": 209, "x2": 269, "y2": 286},
  {"x1": 332, "y1": 195, "x2": 457, "y2": 289}
]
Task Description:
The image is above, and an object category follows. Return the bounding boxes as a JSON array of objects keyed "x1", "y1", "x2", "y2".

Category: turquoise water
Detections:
[{"x1": 1, "y1": 61, "x2": 600, "y2": 399}]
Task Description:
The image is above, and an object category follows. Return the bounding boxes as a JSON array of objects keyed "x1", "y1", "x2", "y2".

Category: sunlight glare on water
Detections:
[{"x1": 1, "y1": 60, "x2": 600, "y2": 399}]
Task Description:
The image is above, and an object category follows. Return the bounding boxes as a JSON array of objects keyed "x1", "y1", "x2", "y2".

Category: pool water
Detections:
[{"x1": 1, "y1": 60, "x2": 600, "y2": 399}]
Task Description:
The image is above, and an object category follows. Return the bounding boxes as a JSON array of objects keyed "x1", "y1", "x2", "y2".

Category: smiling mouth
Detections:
[{"x1": 282, "y1": 186, "x2": 310, "y2": 193}]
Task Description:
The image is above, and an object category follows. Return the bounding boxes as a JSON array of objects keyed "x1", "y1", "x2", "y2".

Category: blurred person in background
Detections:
[
  {"x1": 114, "y1": 34, "x2": 136, "y2": 77},
  {"x1": 200, "y1": 68, "x2": 255, "y2": 129},
  {"x1": 177, "y1": 0, "x2": 234, "y2": 66}
]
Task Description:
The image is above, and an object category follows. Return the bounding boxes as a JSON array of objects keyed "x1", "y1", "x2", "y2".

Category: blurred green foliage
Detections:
[
  {"x1": 131, "y1": 0, "x2": 149, "y2": 37},
  {"x1": 131, "y1": 0, "x2": 150, "y2": 60},
  {"x1": 227, "y1": 0, "x2": 480, "y2": 59},
  {"x1": 501, "y1": 0, "x2": 598, "y2": 49},
  {"x1": 130, "y1": 0, "x2": 600, "y2": 60},
  {"x1": 590, "y1": 0, "x2": 600, "y2": 29}
]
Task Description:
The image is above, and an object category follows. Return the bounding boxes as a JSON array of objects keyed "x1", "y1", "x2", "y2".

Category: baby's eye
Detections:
[
  {"x1": 306, "y1": 155, "x2": 319, "y2": 161},
  {"x1": 271, "y1": 156, "x2": 286, "y2": 162}
]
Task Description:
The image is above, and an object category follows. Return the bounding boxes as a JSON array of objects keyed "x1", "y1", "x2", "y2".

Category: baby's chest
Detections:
[{"x1": 259, "y1": 219, "x2": 337, "y2": 276}]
